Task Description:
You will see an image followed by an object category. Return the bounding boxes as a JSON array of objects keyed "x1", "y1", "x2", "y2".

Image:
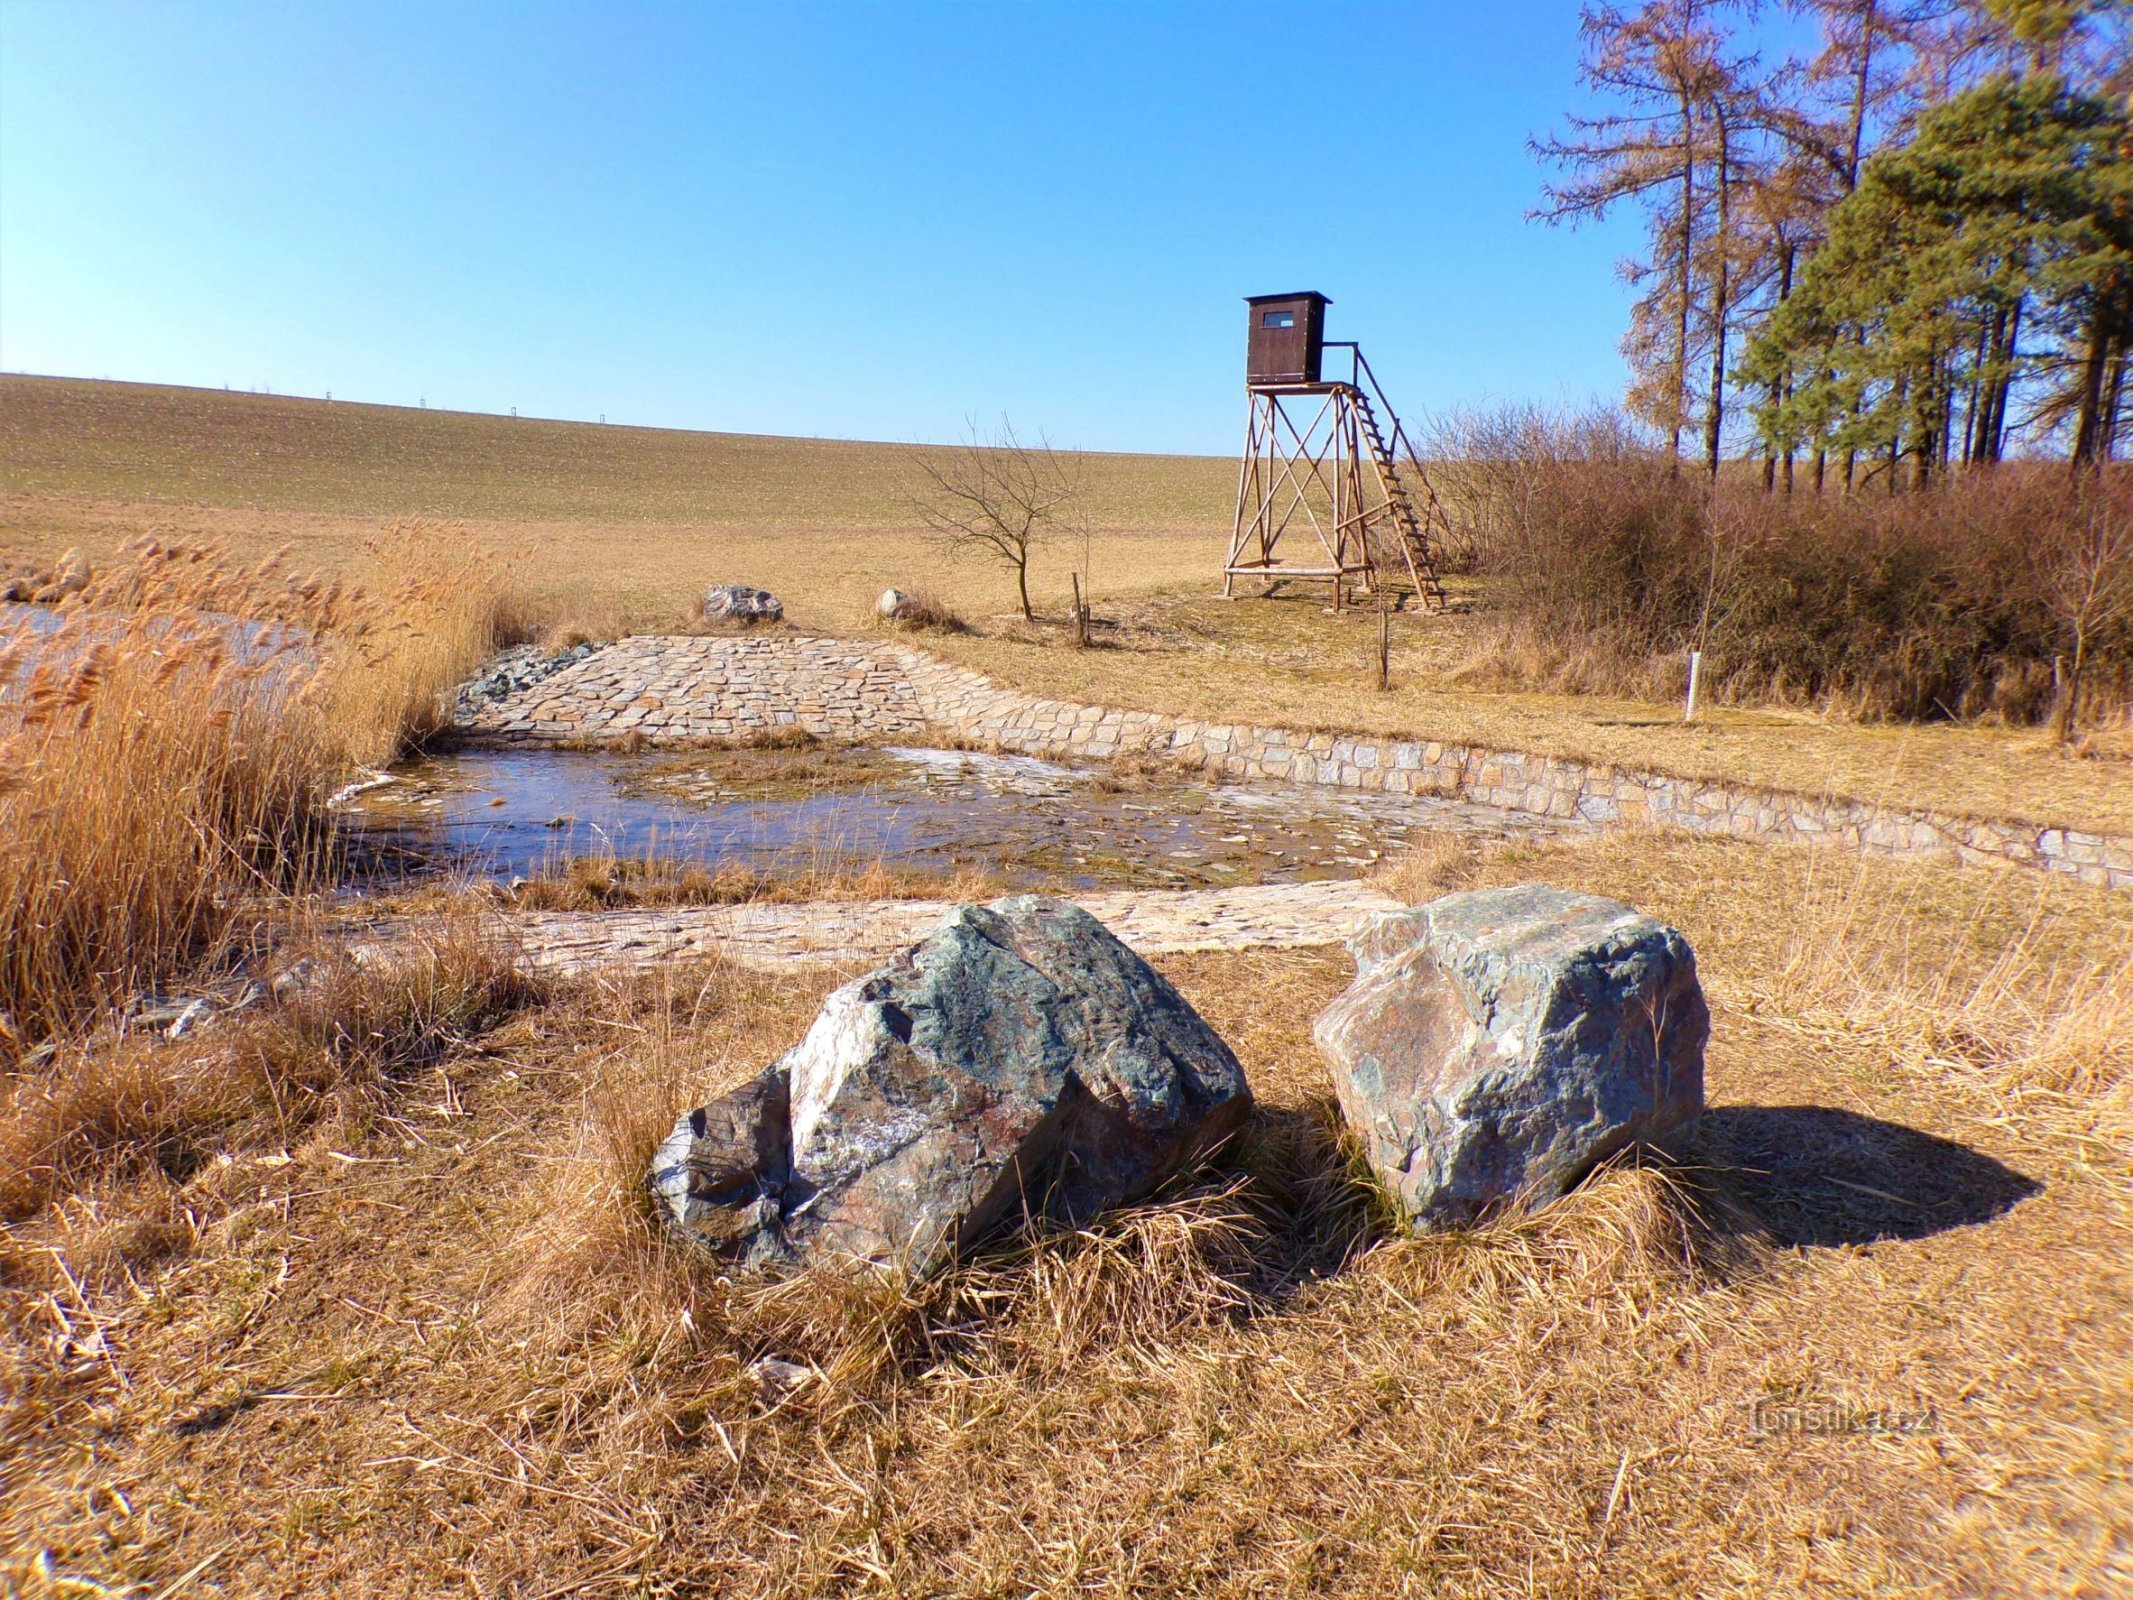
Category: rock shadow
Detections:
[
  {"x1": 1210, "y1": 1097, "x2": 1389, "y2": 1292},
  {"x1": 1693, "y1": 1104, "x2": 2039, "y2": 1249}
]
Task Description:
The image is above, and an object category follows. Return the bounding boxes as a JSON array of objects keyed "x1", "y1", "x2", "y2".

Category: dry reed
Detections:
[{"x1": 0, "y1": 522, "x2": 515, "y2": 1044}]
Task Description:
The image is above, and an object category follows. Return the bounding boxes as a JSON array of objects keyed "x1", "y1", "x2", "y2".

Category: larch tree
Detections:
[
  {"x1": 1531, "y1": 0, "x2": 2130, "y2": 477},
  {"x1": 1534, "y1": 0, "x2": 1773, "y2": 473}
]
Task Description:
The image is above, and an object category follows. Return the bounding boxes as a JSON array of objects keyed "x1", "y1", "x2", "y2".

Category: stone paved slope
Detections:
[
  {"x1": 455, "y1": 634, "x2": 2133, "y2": 891},
  {"x1": 463, "y1": 634, "x2": 930, "y2": 741},
  {"x1": 374, "y1": 881, "x2": 1405, "y2": 976}
]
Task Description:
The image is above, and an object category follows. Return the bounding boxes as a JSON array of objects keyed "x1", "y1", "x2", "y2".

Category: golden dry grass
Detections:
[
  {"x1": 7, "y1": 376, "x2": 2126, "y2": 834},
  {"x1": 4, "y1": 376, "x2": 2127, "y2": 1598},
  {"x1": 489, "y1": 854, "x2": 1016, "y2": 915},
  {"x1": 3, "y1": 828, "x2": 2126, "y2": 1598}
]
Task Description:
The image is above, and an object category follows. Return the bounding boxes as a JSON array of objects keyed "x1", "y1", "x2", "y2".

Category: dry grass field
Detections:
[
  {"x1": 3, "y1": 830, "x2": 2127, "y2": 1598},
  {"x1": 5, "y1": 375, "x2": 2127, "y2": 834},
  {"x1": 2, "y1": 376, "x2": 2129, "y2": 1598}
]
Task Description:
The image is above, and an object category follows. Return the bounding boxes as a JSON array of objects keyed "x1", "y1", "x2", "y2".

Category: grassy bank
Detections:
[
  {"x1": 7, "y1": 376, "x2": 2125, "y2": 835},
  {"x1": 3, "y1": 829, "x2": 2125, "y2": 1596}
]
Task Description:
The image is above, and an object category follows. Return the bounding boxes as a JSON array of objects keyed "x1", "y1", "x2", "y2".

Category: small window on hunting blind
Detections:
[{"x1": 1262, "y1": 310, "x2": 1295, "y2": 328}]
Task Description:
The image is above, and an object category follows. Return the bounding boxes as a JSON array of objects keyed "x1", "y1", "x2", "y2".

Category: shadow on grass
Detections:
[
  {"x1": 596, "y1": 1095, "x2": 2042, "y2": 1411},
  {"x1": 979, "y1": 1096, "x2": 2044, "y2": 1327},
  {"x1": 1692, "y1": 1104, "x2": 2040, "y2": 1248}
]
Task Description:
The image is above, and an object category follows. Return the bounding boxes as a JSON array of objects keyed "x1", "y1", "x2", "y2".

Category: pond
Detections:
[{"x1": 341, "y1": 742, "x2": 1585, "y2": 892}]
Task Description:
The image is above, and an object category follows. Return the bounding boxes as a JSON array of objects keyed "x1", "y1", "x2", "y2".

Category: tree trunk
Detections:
[
  {"x1": 1844, "y1": 3, "x2": 1875, "y2": 192},
  {"x1": 1703, "y1": 104, "x2": 1731, "y2": 481},
  {"x1": 1016, "y1": 556, "x2": 1033, "y2": 621},
  {"x1": 1960, "y1": 311, "x2": 1989, "y2": 466},
  {"x1": 1939, "y1": 351, "x2": 1955, "y2": 474},
  {"x1": 2051, "y1": 634, "x2": 2088, "y2": 745},
  {"x1": 1981, "y1": 297, "x2": 2022, "y2": 463},
  {"x1": 2071, "y1": 318, "x2": 2114, "y2": 468},
  {"x1": 1775, "y1": 245, "x2": 1796, "y2": 493},
  {"x1": 2101, "y1": 347, "x2": 2129, "y2": 460},
  {"x1": 1672, "y1": 77, "x2": 1696, "y2": 470}
]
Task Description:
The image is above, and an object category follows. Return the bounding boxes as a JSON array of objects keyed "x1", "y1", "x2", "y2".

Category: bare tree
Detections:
[
  {"x1": 2034, "y1": 485, "x2": 2133, "y2": 744},
  {"x1": 911, "y1": 419, "x2": 1081, "y2": 622}
]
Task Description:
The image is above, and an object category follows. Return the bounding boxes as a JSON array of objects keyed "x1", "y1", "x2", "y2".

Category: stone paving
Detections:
[
  {"x1": 454, "y1": 634, "x2": 2133, "y2": 892},
  {"x1": 463, "y1": 634, "x2": 930, "y2": 742},
  {"x1": 389, "y1": 880, "x2": 1405, "y2": 976}
]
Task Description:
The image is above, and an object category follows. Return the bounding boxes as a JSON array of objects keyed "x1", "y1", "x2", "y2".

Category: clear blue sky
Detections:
[{"x1": 0, "y1": 2, "x2": 1648, "y2": 455}]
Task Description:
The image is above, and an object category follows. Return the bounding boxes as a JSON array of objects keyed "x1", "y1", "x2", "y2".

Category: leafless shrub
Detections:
[
  {"x1": 910, "y1": 419, "x2": 1083, "y2": 621},
  {"x1": 1437, "y1": 405, "x2": 2133, "y2": 723}
]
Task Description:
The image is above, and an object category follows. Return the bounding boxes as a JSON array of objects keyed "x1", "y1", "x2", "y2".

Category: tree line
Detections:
[{"x1": 1535, "y1": 0, "x2": 2132, "y2": 485}]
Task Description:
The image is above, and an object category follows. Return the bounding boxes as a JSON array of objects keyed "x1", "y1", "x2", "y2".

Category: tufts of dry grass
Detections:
[
  {"x1": 499, "y1": 852, "x2": 1013, "y2": 913},
  {"x1": 871, "y1": 588, "x2": 970, "y2": 635},
  {"x1": 0, "y1": 906, "x2": 540, "y2": 1223},
  {"x1": 3, "y1": 830, "x2": 2129, "y2": 1595},
  {"x1": 0, "y1": 525, "x2": 515, "y2": 1044},
  {"x1": 1372, "y1": 829, "x2": 1484, "y2": 901}
]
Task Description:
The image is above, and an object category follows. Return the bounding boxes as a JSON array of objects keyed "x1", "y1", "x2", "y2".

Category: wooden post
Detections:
[{"x1": 1376, "y1": 599, "x2": 1391, "y2": 691}]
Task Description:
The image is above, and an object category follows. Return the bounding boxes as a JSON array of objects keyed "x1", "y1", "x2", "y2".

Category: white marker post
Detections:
[{"x1": 1684, "y1": 650, "x2": 1703, "y2": 723}]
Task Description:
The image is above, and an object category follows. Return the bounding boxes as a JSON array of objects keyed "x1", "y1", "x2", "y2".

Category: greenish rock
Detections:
[
  {"x1": 649, "y1": 895, "x2": 1252, "y2": 1277},
  {"x1": 1315, "y1": 884, "x2": 1706, "y2": 1230}
]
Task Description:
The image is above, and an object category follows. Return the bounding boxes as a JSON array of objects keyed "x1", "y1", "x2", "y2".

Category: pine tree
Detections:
[{"x1": 1740, "y1": 73, "x2": 2133, "y2": 472}]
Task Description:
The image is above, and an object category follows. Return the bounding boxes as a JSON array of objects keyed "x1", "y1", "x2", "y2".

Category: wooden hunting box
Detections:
[{"x1": 1245, "y1": 291, "x2": 1330, "y2": 386}]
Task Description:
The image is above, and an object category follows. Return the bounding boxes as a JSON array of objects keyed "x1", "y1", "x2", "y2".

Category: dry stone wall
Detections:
[{"x1": 456, "y1": 635, "x2": 2133, "y2": 892}]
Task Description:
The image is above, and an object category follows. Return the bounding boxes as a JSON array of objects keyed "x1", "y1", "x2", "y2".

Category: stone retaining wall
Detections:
[{"x1": 458, "y1": 635, "x2": 2133, "y2": 892}]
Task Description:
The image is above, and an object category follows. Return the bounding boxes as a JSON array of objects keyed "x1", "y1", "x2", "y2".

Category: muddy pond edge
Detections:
[{"x1": 453, "y1": 634, "x2": 2133, "y2": 893}]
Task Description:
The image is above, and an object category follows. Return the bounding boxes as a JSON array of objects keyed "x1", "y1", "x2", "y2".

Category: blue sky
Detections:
[{"x1": 1, "y1": 2, "x2": 1650, "y2": 454}]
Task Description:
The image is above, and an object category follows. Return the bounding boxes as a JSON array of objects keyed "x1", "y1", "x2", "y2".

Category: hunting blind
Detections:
[{"x1": 1226, "y1": 292, "x2": 1449, "y2": 610}]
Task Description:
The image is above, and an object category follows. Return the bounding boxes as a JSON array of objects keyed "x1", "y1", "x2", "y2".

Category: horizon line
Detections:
[{"x1": 0, "y1": 370, "x2": 1236, "y2": 463}]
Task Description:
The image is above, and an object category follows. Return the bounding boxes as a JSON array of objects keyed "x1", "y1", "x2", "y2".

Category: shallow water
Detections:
[{"x1": 343, "y1": 743, "x2": 1584, "y2": 891}]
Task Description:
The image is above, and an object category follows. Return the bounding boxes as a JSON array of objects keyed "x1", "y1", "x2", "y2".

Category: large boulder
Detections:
[
  {"x1": 701, "y1": 584, "x2": 783, "y2": 624},
  {"x1": 649, "y1": 895, "x2": 1253, "y2": 1278},
  {"x1": 1314, "y1": 885, "x2": 1706, "y2": 1231}
]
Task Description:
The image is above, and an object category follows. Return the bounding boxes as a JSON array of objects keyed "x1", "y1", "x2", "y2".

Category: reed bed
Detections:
[{"x1": 0, "y1": 521, "x2": 516, "y2": 1044}]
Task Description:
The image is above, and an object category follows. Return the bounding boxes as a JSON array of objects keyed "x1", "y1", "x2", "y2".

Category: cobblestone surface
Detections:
[
  {"x1": 369, "y1": 881, "x2": 1405, "y2": 976},
  {"x1": 460, "y1": 634, "x2": 929, "y2": 742},
  {"x1": 455, "y1": 635, "x2": 2133, "y2": 892}
]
